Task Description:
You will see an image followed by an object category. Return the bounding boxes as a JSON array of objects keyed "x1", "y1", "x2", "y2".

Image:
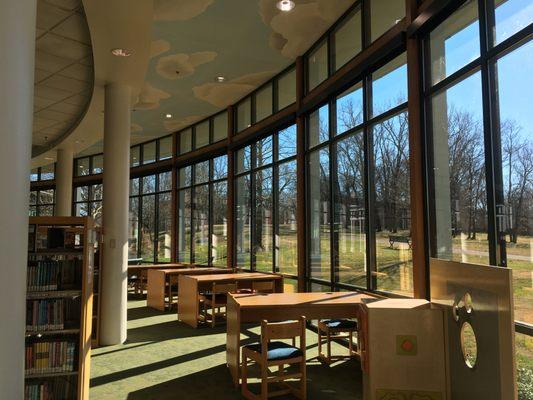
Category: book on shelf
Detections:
[
  {"x1": 25, "y1": 377, "x2": 76, "y2": 400},
  {"x1": 26, "y1": 257, "x2": 83, "y2": 292},
  {"x1": 25, "y1": 340, "x2": 76, "y2": 375},
  {"x1": 26, "y1": 297, "x2": 81, "y2": 332}
]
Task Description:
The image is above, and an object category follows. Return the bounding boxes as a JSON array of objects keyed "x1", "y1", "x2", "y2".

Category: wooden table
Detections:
[
  {"x1": 178, "y1": 273, "x2": 284, "y2": 328},
  {"x1": 128, "y1": 263, "x2": 199, "y2": 294},
  {"x1": 147, "y1": 267, "x2": 231, "y2": 311},
  {"x1": 226, "y1": 292, "x2": 376, "y2": 387}
]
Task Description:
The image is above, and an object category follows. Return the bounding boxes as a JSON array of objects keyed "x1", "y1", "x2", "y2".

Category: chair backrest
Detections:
[
  {"x1": 252, "y1": 280, "x2": 275, "y2": 293},
  {"x1": 261, "y1": 316, "x2": 306, "y2": 341},
  {"x1": 212, "y1": 282, "x2": 237, "y2": 294}
]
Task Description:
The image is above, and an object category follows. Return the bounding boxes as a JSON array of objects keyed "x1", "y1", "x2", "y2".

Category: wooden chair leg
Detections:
[
  {"x1": 261, "y1": 363, "x2": 268, "y2": 400},
  {"x1": 300, "y1": 359, "x2": 307, "y2": 399},
  {"x1": 211, "y1": 304, "x2": 216, "y2": 328},
  {"x1": 241, "y1": 353, "x2": 249, "y2": 395},
  {"x1": 318, "y1": 327, "x2": 322, "y2": 358},
  {"x1": 348, "y1": 329, "x2": 353, "y2": 356},
  {"x1": 326, "y1": 330, "x2": 331, "y2": 363}
]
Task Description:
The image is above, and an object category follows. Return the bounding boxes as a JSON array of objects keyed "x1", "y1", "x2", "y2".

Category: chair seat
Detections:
[
  {"x1": 244, "y1": 341, "x2": 303, "y2": 361},
  {"x1": 322, "y1": 319, "x2": 357, "y2": 330},
  {"x1": 201, "y1": 293, "x2": 228, "y2": 303}
]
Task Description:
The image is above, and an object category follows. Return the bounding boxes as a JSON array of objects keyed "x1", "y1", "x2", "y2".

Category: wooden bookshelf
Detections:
[
  {"x1": 26, "y1": 217, "x2": 94, "y2": 400},
  {"x1": 91, "y1": 226, "x2": 103, "y2": 347}
]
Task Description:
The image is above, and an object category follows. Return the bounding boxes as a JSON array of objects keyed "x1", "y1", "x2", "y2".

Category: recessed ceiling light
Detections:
[
  {"x1": 111, "y1": 48, "x2": 132, "y2": 57},
  {"x1": 276, "y1": 0, "x2": 295, "y2": 11},
  {"x1": 165, "y1": 113, "x2": 172, "y2": 119},
  {"x1": 215, "y1": 76, "x2": 225, "y2": 83}
]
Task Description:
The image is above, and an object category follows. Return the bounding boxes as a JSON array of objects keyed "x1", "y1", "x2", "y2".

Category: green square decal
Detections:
[{"x1": 396, "y1": 335, "x2": 417, "y2": 356}]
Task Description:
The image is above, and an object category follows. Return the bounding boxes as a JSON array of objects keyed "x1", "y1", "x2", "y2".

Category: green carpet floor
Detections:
[{"x1": 90, "y1": 297, "x2": 363, "y2": 399}]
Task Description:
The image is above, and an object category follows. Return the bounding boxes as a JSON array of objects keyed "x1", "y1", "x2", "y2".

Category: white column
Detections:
[
  {"x1": 55, "y1": 148, "x2": 74, "y2": 216},
  {"x1": 100, "y1": 83, "x2": 131, "y2": 345},
  {"x1": 0, "y1": 0, "x2": 37, "y2": 397}
]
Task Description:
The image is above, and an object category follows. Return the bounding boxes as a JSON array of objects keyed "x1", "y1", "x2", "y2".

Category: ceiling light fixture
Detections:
[
  {"x1": 276, "y1": 0, "x2": 295, "y2": 11},
  {"x1": 215, "y1": 76, "x2": 225, "y2": 83},
  {"x1": 165, "y1": 113, "x2": 172, "y2": 119},
  {"x1": 44, "y1": 157, "x2": 54, "y2": 161},
  {"x1": 111, "y1": 48, "x2": 132, "y2": 57}
]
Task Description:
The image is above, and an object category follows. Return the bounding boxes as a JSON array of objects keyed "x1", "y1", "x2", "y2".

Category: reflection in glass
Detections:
[
  {"x1": 128, "y1": 197, "x2": 139, "y2": 259},
  {"x1": 180, "y1": 128, "x2": 192, "y2": 154},
  {"x1": 307, "y1": 40, "x2": 328, "y2": 92},
  {"x1": 255, "y1": 83, "x2": 273, "y2": 122},
  {"x1": 254, "y1": 168, "x2": 273, "y2": 272},
  {"x1": 236, "y1": 145, "x2": 252, "y2": 173},
  {"x1": 92, "y1": 155, "x2": 103, "y2": 174},
  {"x1": 177, "y1": 189, "x2": 191, "y2": 262},
  {"x1": 236, "y1": 174, "x2": 252, "y2": 269},
  {"x1": 130, "y1": 146, "x2": 140, "y2": 167},
  {"x1": 213, "y1": 112, "x2": 228, "y2": 142},
  {"x1": 195, "y1": 120, "x2": 210, "y2": 149},
  {"x1": 256, "y1": 136, "x2": 273, "y2": 167},
  {"x1": 41, "y1": 163, "x2": 55, "y2": 180},
  {"x1": 336, "y1": 82, "x2": 363, "y2": 135},
  {"x1": 370, "y1": 0, "x2": 405, "y2": 42},
  {"x1": 308, "y1": 104, "x2": 329, "y2": 148},
  {"x1": 237, "y1": 97, "x2": 252, "y2": 132},
  {"x1": 212, "y1": 181, "x2": 228, "y2": 266},
  {"x1": 494, "y1": 41, "x2": 533, "y2": 325},
  {"x1": 335, "y1": 132, "x2": 366, "y2": 286},
  {"x1": 373, "y1": 112, "x2": 412, "y2": 296},
  {"x1": 308, "y1": 148, "x2": 331, "y2": 281},
  {"x1": 371, "y1": 53, "x2": 407, "y2": 117},
  {"x1": 334, "y1": 7, "x2": 362, "y2": 70},
  {"x1": 277, "y1": 68, "x2": 296, "y2": 110},
  {"x1": 179, "y1": 166, "x2": 192, "y2": 188},
  {"x1": 143, "y1": 141, "x2": 156, "y2": 164},
  {"x1": 278, "y1": 160, "x2": 297, "y2": 275},
  {"x1": 159, "y1": 136, "x2": 172, "y2": 160},
  {"x1": 430, "y1": 0, "x2": 480, "y2": 85},
  {"x1": 431, "y1": 72, "x2": 489, "y2": 265},
  {"x1": 76, "y1": 157, "x2": 90, "y2": 176},
  {"x1": 195, "y1": 161, "x2": 209, "y2": 184}
]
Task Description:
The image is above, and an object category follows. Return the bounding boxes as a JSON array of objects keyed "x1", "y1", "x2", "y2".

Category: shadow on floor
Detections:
[{"x1": 125, "y1": 360, "x2": 362, "y2": 400}]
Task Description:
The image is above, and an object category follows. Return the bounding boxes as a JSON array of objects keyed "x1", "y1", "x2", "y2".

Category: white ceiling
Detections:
[{"x1": 32, "y1": 0, "x2": 93, "y2": 155}]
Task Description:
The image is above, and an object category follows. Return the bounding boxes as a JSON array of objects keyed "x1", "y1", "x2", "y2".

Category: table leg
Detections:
[{"x1": 226, "y1": 297, "x2": 241, "y2": 387}]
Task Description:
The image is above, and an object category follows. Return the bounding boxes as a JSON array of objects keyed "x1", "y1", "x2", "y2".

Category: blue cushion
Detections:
[
  {"x1": 244, "y1": 341, "x2": 303, "y2": 361},
  {"x1": 322, "y1": 319, "x2": 357, "y2": 329}
]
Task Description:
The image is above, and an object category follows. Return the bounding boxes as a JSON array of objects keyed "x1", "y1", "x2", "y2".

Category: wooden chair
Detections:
[
  {"x1": 242, "y1": 317, "x2": 307, "y2": 400},
  {"x1": 252, "y1": 280, "x2": 275, "y2": 293},
  {"x1": 200, "y1": 282, "x2": 237, "y2": 327},
  {"x1": 167, "y1": 275, "x2": 179, "y2": 309},
  {"x1": 317, "y1": 319, "x2": 358, "y2": 364}
]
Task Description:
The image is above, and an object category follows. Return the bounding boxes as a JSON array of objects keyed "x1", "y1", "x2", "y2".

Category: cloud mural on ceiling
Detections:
[
  {"x1": 259, "y1": 0, "x2": 354, "y2": 58},
  {"x1": 164, "y1": 115, "x2": 203, "y2": 132},
  {"x1": 193, "y1": 70, "x2": 276, "y2": 107},
  {"x1": 134, "y1": 83, "x2": 171, "y2": 110},
  {"x1": 154, "y1": 0, "x2": 214, "y2": 21},
  {"x1": 150, "y1": 39, "x2": 171, "y2": 58},
  {"x1": 156, "y1": 51, "x2": 218, "y2": 80}
]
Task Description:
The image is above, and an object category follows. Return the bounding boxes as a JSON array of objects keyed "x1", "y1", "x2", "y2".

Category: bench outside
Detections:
[{"x1": 388, "y1": 235, "x2": 412, "y2": 249}]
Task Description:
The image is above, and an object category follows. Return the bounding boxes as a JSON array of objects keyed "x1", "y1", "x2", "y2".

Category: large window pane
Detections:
[
  {"x1": 277, "y1": 68, "x2": 296, "y2": 110},
  {"x1": 212, "y1": 181, "x2": 228, "y2": 267},
  {"x1": 195, "y1": 161, "x2": 209, "y2": 184},
  {"x1": 254, "y1": 168, "x2": 273, "y2": 272},
  {"x1": 142, "y1": 175, "x2": 156, "y2": 194},
  {"x1": 128, "y1": 198, "x2": 139, "y2": 259},
  {"x1": 213, "y1": 155, "x2": 228, "y2": 180},
  {"x1": 236, "y1": 145, "x2": 251, "y2": 174},
  {"x1": 278, "y1": 160, "x2": 297, "y2": 275},
  {"x1": 41, "y1": 163, "x2": 55, "y2": 180},
  {"x1": 30, "y1": 168, "x2": 39, "y2": 182},
  {"x1": 333, "y1": 7, "x2": 362, "y2": 70},
  {"x1": 236, "y1": 174, "x2": 252, "y2": 269},
  {"x1": 141, "y1": 194, "x2": 156, "y2": 262},
  {"x1": 256, "y1": 136, "x2": 273, "y2": 168},
  {"x1": 373, "y1": 112, "x2": 412, "y2": 296},
  {"x1": 335, "y1": 131, "x2": 366, "y2": 286},
  {"x1": 308, "y1": 104, "x2": 329, "y2": 148},
  {"x1": 278, "y1": 125, "x2": 297, "y2": 160},
  {"x1": 92, "y1": 155, "x2": 103, "y2": 174},
  {"x1": 237, "y1": 97, "x2": 252, "y2": 132},
  {"x1": 431, "y1": 71, "x2": 489, "y2": 265},
  {"x1": 159, "y1": 171, "x2": 172, "y2": 191},
  {"x1": 177, "y1": 189, "x2": 191, "y2": 262},
  {"x1": 195, "y1": 120, "x2": 210, "y2": 149},
  {"x1": 308, "y1": 148, "x2": 331, "y2": 282},
  {"x1": 336, "y1": 82, "x2": 363, "y2": 135},
  {"x1": 76, "y1": 157, "x2": 90, "y2": 176},
  {"x1": 494, "y1": 40, "x2": 533, "y2": 325},
  {"x1": 430, "y1": 0, "x2": 480, "y2": 86},
  {"x1": 255, "y1": 83, "x2": 273, "y2": 122},
  {"x1": 307, "y1": 40, "x2": 328, "y2": 92},
  {"x1": 157, "y1": 192, "x2": 172, "y2": 262},
  {"x1": 193, "y1": 185, "x2": 209, "y2": 264},
  {"x1": 370, "y1": 0, "x2": 405, "y2": 42},
  {"x1": 493, "y1": 0, "x2": 533, "y2": 46},
  {"x1": 371, "y1": 53, "x2": 407, "y2": 117},
  {"x1": 39, "y1": 189, "x2": 55, "y2": 205},
  {"x1": 213, "y1": 112, "x2": 228, "y2": 142},
  {"x1": 179, "y1": 166, "x2": 192, "y2": 188},
  {"x1": 130, "y1": 146, "x2": 140, "y2": 167}
]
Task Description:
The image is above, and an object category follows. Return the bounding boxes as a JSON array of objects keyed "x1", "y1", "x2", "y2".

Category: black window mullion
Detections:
[
  {"x1": 154, "y1": 175, "x2": 160, "y2": 263},
  {"x1": 208, "y1": 160, "x2": 214, "y2": 265},
  {"x1": 191, "y1": 165, "x2": 196, "y2": 263},
  {"x1": 273, "y1": 134, "x2": 279, "y2": 273},
  {"x1": 250, "y1": 145, "x2": 257, "y2": 271}
]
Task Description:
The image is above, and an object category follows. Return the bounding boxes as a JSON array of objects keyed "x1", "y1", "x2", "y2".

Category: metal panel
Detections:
[{"x1": 430, "y1": 258, "x2": 516, "y2": 400}]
